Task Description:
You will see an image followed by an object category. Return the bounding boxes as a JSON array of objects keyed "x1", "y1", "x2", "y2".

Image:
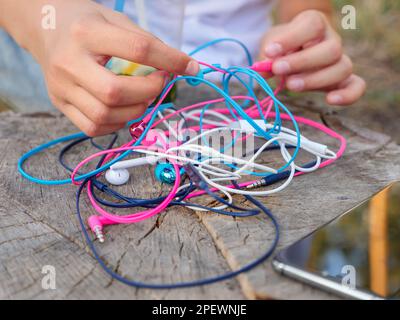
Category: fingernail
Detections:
[
  {"x1": 287, "y1": 78, "x2": 305, "y2": 91},
  {"x1": 329, "y1": 94, "x2": 343, "y2": 105},
  {"x1": 265, "y1": 43, "x2": 283, "y2": 57},
  {"x1": 274, "y1": 60, "x2": 290, "y2": 75},
  {"x1": 185, "y1": 60, "x2": 200, "y2": 76}
]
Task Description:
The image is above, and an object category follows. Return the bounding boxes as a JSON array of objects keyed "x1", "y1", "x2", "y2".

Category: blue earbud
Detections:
[
  {"x1": 154, "y1": 163, "x2": 176, "y2": 184},
  {"x1": 186, "y1": 69, "x2": 204, "y2": 87}
]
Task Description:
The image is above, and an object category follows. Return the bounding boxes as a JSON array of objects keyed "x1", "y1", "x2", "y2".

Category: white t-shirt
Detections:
[{"x1": 98, "y1": 0, "x2": 274, "y2": 66}]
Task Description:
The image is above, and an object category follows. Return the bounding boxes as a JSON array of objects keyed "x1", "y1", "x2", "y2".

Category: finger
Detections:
[
  {"x1": 264, "y1": 11, "x2": 327, "y2": 58},
  {"x1": 258, "y1": 71, "x2": 274, "y2": 79},
  {"x1": 72, "y1": 58, "x2": 166, "y2": 106},
  {"x1": 326, "y1": 75, "x2": 367, "y2": 106},
  {"x1": 59, "y1": 103, "x2": 125, "y2": 137},
  {"x1": 272, "y1": 39, "x2": 343, "y2": 75},
  {"x1": 65, "y1": 85, "x2": 149, "y2": 125},
  {"x1": 286, "y1": 55, "x2": 353, "y2": 92},
  {"x1": 74, "y1": 17, "x2": 199, "y2": 75}
]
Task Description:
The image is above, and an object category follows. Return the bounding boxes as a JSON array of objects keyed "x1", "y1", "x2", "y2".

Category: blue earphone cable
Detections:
[
  {"x1": 114, "y1": 0, "x2": 126, "y2": 12},
  {"x1": 68, "y1": 130, "x2": 280, "y2": 289},
  {"x1": 14, "y1": 0, "x2": 289, "y2": 291},
  {"x1": 76, "y1": 176, "x2": 279, "y2": 289},
  {"x1": 18, "y1": 104, "x2": 168, "y2": 185}
]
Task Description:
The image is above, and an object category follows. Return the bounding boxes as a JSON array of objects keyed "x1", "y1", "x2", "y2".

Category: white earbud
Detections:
[
  {"x1": 105, "y1": 156, "x2": 159, "y2": 186},
  {"x1": 105, "y1": 168, "x2": 130, "y2": 186},
  {"x1": 110, "y1": 155, "x2": 159, "y2": 171}
]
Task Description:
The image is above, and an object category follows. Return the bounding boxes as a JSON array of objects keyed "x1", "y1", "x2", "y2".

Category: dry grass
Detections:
[
  {"x1": 0, "y1": 97, "x2": 13, "y2": 112},
  {"x1": 334, "y1": 0, "x2": 400, "y2": 70},
  {"x1": 330, "y1": 1, "x2": 400, "y2": 142}
]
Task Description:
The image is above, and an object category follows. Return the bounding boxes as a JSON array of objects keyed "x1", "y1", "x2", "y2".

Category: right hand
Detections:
[{"x1": 30, "y1": 0, "x2": 199, "y2": 136}]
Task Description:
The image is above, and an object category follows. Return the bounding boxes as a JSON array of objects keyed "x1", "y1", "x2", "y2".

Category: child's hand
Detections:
[
  {"x1": 25, "y1": 0, "x2": 198, "y2": 136},
  {"x1": 260, "y1": 10, "x2": 366, "y2": 106}
]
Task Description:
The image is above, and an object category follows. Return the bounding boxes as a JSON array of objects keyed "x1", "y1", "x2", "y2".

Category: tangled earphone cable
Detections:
[
  {"x1": 75, "y1": 169, "x2": 280, "y2": 289},
  {"x1": 17, "y1": 28, "x2": 347, "y2": 289}
]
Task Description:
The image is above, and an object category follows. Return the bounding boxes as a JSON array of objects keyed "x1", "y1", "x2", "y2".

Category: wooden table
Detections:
[{"x1": 0, "y1": 85, "x2": 399, "y2": 300}]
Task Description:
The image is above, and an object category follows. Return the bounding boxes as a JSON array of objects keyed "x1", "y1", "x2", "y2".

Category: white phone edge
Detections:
[{"x1": 272, "y1": 259, "x2": 383, "y2": 300}]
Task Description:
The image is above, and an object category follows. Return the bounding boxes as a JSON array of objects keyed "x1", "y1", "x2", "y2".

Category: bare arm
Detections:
[
  {"x1": 278, "y1": 0, "x2": 333, "y2": 23},
  {"x1": 0, "y1": 0, "x2": 199, "y2": 136},
  {"x1": 0, "y1": 0, "x2": 45, "y2": 58}
]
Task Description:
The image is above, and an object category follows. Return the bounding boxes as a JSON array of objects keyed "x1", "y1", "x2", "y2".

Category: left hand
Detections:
[{"x1": 260, "y1": 10, "x2": 366, "y2": 106}]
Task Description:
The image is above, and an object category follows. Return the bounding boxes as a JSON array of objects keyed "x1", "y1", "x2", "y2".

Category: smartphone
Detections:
[{"x1": 273, "y1": 181, "x2": 400, "y2": 300}]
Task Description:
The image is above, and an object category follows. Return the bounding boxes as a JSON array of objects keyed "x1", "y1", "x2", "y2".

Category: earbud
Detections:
[
  {"x1": 110, "y1": 155, "x2": 159, "y2": 170},
  {"x1": 106, "y1": 156, "x2": 162, "y2": 186},
  {"x1": 155, "y1": 163, "x2": 176, "y2": 184},
  {"x1": 105, "y1": 168, "x2": 130, "y2": 186}
]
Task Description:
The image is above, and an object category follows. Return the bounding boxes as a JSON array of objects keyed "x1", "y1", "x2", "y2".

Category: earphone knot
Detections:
[{"x1": 186, "y1": 68, "x2": 204, "y2": 87}]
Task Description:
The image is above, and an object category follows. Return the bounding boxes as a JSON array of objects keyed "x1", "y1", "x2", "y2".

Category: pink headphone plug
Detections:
[
  {"x1": 88, "y1": 215, "x2": 119, "y2": 243},
  {"x1": 88, "y1": 215, "x2": 105, "y2": 243},
  {"x1": 251, "y1": 60, "x2": 273, "y2": 73}
]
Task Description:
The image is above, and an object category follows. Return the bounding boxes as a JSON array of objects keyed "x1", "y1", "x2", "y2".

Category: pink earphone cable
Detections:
[{"x1": 70, "y1": 61, "x2": 346, "y2": 235}]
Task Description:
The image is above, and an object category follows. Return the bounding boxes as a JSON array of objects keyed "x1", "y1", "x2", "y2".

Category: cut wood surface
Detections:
[{"x1": 0, "y1": 85, "x2": 399, "y2": 300}]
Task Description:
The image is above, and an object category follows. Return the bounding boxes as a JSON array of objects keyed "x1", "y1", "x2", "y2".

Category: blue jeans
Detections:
[{"x1": 0, "y1": 29, "x2": 53, "y2": 112}]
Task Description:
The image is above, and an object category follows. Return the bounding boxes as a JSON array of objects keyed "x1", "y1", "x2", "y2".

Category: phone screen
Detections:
[{"x1": 276, "y1": 182, "x2": 400, "y2": 299}]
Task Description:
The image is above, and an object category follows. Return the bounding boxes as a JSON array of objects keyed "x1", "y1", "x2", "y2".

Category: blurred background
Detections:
[
  {"x1": 1, "y1": 0, "x2": 399, "y2": 143},
  {"x1": 332, "y1": 0, "x2": 400, "y2": 143}
]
